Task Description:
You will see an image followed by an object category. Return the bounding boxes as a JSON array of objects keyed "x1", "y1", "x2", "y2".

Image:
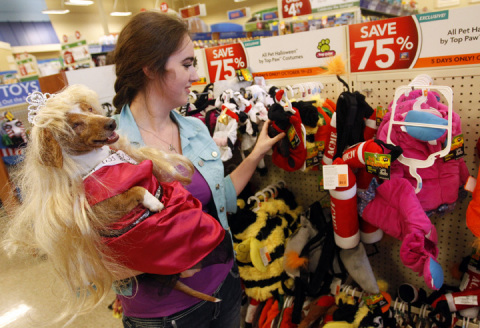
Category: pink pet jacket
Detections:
[{"x1": 376, "y1": 89, "x2": 469, "y2": 212}]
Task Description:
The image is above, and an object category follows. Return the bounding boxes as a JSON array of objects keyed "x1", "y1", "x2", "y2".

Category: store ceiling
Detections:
[
  {"x1": 0, "y1": 0, "x2": 239, "y2": 20},
  {"x1": 43, "y1": 0, "x2": 233, "y2": 16}
]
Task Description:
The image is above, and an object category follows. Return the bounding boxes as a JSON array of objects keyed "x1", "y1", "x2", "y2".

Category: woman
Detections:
[{"x1": 112, "y1": 11, "x2": 284, "y2": 328}]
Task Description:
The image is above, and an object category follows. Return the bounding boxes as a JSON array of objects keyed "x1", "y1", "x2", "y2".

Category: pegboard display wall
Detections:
[{"x1": 243, "y1": 66, "x2": 480, "y2": 297}]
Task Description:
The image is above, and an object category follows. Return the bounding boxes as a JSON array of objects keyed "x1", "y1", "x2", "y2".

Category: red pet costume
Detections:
[{"x1": 83, "y1": 150, "x2": 228, "y2": 275}]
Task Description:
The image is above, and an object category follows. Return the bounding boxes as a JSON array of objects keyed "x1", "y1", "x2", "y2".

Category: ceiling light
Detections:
[
  {"x1": 110, "y1": 0, "x2": 131, "y2": 16},
  {"x1": 42, "y1": 9, "x2": 70, "y2": 14},
  {"x1": 110, "y1": 11, "x2": 131, "y2": 16},
  {"x1": 42, "y1": 0, "x2": 70, "y2": 14},
  {"x1": 65, "y1": 0, "x2": 94, "y2": 6}
]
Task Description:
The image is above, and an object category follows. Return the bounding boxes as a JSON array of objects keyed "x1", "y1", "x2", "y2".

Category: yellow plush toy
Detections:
[{"x1": 229, "y1": 187, "x2": 302, "y2": 301}]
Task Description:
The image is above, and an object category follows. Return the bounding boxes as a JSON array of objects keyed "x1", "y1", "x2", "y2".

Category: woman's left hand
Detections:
[
  {"x1": 250, "y1": 120, "x2": 285, "y2": 159},
  {"x1": 230, "y1": 119, "x2": 285, "y2": 195}
]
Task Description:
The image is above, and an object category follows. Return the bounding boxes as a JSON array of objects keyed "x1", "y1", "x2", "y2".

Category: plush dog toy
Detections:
[{"x1": 3, "y1": 84, "x2": 230, "y2": 323}]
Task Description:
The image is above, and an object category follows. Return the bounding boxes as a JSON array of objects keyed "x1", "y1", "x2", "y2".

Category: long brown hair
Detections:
[{"x1": 112, "y1": 11, "x2": 189, "y2": 113}]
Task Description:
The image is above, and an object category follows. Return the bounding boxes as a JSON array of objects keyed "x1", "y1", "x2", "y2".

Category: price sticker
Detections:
[
  {"x1": 349, "y1": 16, "x2": 419, "y2": 72},
  {"x1": 455, "y1": 296, "x2": 478, "y2": 306},
  {"x1": 322, "y1": 164, "x2": 348, "y2": 190},
  {"x1": 205, "y1": 43, "x2": 248, "y2": 83},
  {"x1": 160, "y1": 2, "x2": 168, "y2": 12},
  {"x1": 281, "y1": 0, "x2": 311, "y2": 18}
]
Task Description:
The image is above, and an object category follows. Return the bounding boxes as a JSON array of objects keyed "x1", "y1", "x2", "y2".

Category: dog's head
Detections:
[{"x1": 31, "y1": 84, "x2": 119, "y2": 168}]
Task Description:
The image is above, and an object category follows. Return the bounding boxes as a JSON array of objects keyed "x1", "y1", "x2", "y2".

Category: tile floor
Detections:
[{"x1": 0, "y1": 248, "x2": 122, "y2": 328}]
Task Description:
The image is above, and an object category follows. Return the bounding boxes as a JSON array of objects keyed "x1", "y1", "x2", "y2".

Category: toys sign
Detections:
[
  {"x1": 205, "y1": 43, "x2": 248, "y2": 82},
  {"x1": 281, "y1": 0, "x2": 311, "y2": 18},
  {"x1": 0, "y1": 80, "x2": 41, "y2": 108},
  {"x1": 349, "y1": 16, "x2": 419, "y2": 72}
]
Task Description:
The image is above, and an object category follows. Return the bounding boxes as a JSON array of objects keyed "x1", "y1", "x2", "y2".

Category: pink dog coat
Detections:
[
  {"x1": 377, "y1": 89, "x2": 469, "y2": 212},
  {"x1": 359, "y1": 178, "x2": 443, "y2": 290}
]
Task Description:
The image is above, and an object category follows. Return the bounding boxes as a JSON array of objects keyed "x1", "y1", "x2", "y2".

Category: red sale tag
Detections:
[
  {"x1": 349, "y1": 16, "x2": 419, "y2": 72},
  {"x1": 160, "y1": 2, "x2": 168, "y2": 12},
  {"x1": 281, "y1": 0, "x2": 312, "y2": 18},
  {"x1": 205, "y1": 43, "x2": 248, "y2": 83}
]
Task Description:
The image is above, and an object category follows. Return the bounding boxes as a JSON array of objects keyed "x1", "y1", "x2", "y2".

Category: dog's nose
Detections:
[{"x1": 105, "y1": 119, "x2": 117, "y2": 131}]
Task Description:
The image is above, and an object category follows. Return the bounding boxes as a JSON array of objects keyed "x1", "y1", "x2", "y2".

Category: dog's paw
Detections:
[{"x1": 142, "y1": 192, "x2": 164, "y2": 212}]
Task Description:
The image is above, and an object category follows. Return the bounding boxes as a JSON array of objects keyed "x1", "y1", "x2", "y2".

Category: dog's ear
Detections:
[{"x1": 38, "y1": 128, "x2": 63, "y2": 168}]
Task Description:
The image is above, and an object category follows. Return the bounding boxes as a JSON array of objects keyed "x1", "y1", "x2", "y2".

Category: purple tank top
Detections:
[{"x1": 118, "y1": 168, "x2": 233, "y2": 318}]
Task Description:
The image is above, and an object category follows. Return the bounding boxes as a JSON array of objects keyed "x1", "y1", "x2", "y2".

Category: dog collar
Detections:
[{"x1": 82, "y1": 149, "x2": 137, "y2": 180}]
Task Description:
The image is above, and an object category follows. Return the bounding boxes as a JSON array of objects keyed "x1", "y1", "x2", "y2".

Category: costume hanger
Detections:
[
  {"x1": 262, "y1": 186, "x2": 277, "y2": 199},
  {"x1": 386, "y1": 84, "x2": 453, "y2": 193},
  {"x1": 247, "y1": 195, "x2": 262, "y2": 212},
  {"x1": 285, "y1": 85, "x2": 295, "y2": 99},
  {"x1": 255, "y1": 191, "x2": 269, "y2": 202},
  {"x1": 293, "y1": 83, "x2": 306, "y2": 99},
  {"x1": 405, "y1": 74, "x2": 433, "y2": 96}
]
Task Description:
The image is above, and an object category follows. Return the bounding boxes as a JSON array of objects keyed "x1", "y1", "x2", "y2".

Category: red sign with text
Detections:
[
  {"x1": 281, "y1": 0, "x2": 312, "y2": 18},
  {"x1": 349, "y1": 16, "x2": 419, "y2": 72},
  {"x1": 205, "y1": 43, "x2": 248, "y2": 82},
  {"x1": 180, "y1": 5, "x2": 201, "y2": 18},
  {"x1": 160, "y1": 2, "x2": 168, "y2": 12}
]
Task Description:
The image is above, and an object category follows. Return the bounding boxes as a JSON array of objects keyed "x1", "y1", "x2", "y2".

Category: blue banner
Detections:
[
  {"x1": 262, "y1": 12, "x2": 278, "y2": 20},
  {"x1": 0, "y1": 80, "x2": 41, "y2": 108},
  {"x1": 219, "y1": 31, "x2": 247, "y2": 39},
  {"x1": 228, "y1": 8, "x2": 248, "y2": 20},
  {"x1": 191, "y1": 32, "x2": 213, "y2": 41},
  {"x1": 252, "y1": 31, "x2": 274, "y2": 37}
]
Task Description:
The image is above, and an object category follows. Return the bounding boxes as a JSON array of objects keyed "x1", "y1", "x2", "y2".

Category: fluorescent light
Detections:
[
  {"x1": 234, "y1": 0, "x2": 247, "y2": 2},
  {"x1": 42, "y1": 9, "x2": 70, "y2": 14},
  {"x1": 111, "y1": 0, "x2": 131, "y2": 16},
  {"x1": 110, "y1": 11, "x2": 131, "y2": 16},
  {"x1": 65, "y1": 0, "x2": 94, "y2": 6}
]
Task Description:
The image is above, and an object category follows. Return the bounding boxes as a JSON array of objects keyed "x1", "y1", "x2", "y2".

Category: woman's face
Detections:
[{"x1": 161, "y1": 35, "x2": 199, "y2": 108}]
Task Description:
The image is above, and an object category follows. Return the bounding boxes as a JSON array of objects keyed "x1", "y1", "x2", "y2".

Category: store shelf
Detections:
[{"x1": 11, "y1": 44, "x2": 61, "y2": 54}]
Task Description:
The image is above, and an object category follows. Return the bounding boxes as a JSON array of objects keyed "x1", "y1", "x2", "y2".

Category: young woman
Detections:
[{"x1": 112, "y1": 11, "x2": 284, "y2": 328}]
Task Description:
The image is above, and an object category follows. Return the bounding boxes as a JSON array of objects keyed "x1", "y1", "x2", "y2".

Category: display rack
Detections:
[{"x1": 244, "y1": 66, "x2": 480, "y2": 298}]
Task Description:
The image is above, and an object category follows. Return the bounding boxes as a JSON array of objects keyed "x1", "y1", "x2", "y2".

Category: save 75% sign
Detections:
[
  {"x1": 205, "y1": 43, "x2": 248, "y2": 83},
  {"x1": 349, "y1": 16, "x2": 419, "y2": 72}
]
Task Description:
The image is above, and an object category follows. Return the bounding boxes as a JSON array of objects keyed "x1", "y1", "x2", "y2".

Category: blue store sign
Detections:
[{"x1": 0, "y1": 80, "x2": 41, "y2": 108}]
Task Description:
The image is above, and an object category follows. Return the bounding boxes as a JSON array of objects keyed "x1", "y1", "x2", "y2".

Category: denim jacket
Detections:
[{"x1": 113, "y1": 105, "x2": 237, "y2": 231}]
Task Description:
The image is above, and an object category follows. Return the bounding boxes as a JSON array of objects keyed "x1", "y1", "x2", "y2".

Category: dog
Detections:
[{"x1": 3, "y1": 84, "x2": 228, "y2": 323}]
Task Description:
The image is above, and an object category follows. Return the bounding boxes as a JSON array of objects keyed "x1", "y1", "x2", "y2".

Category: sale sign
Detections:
[
  {"x1": 193, "y1": 48, "x2": 208, "y2": 85},
  {"x1": 349, "y1": 16, "x2": 419, "y2": 72},
  {"x1": 204, "y1": 43, "x2": 248, "y2": 83},
  {"x1": 349, "y1": 6, "x2": 480, "y2": 72},
  {"x1": 281, "y1": 0, "x2": 358, "y2": 18}
]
